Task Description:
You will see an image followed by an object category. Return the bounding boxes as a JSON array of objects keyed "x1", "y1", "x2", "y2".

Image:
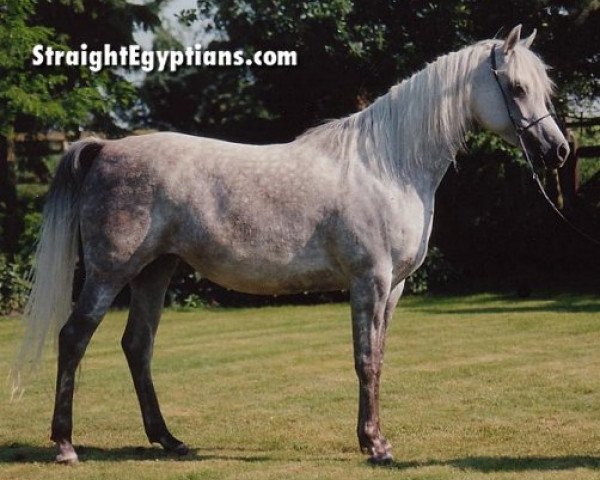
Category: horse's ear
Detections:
[
  {"x1": 503, "y1": 24, "x2": 522, "y2": 54},
  {"x1": 521, "y1": 28, "x2": 537, "y2": 48}
]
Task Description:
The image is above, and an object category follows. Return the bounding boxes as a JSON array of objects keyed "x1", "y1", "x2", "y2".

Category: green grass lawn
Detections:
[{"x1": 0, "y1": 294, "x2": 599, "y2": 479}]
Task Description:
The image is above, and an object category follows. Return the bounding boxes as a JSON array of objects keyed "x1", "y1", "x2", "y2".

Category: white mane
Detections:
[{"x1": 297, "y1": 39, "x2": 553, "y2": 181}]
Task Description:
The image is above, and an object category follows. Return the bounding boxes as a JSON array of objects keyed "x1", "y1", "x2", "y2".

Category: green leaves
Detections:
[
  {"x1": 0, "y1": 254, "x2": 31, "y2": 315},
  {"x1": 0, "y1": 0, "x2": 165, "y2": 135},
  {"x1": 0, "y1": 0, "x2": 86, "y2": 130}
]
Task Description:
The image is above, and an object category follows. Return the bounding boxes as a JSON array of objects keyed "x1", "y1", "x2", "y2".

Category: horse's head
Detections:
[{"x1": 471, "y1": 25, "x2": 569, "y2": 169}]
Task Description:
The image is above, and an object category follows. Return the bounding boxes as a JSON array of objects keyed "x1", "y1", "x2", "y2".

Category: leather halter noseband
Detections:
[{"x1": 489, "y1": 44, "x2": 552, "y2": 135}]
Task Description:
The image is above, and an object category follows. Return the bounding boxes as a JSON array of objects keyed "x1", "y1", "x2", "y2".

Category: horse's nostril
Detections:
[{"x1": 557, "y1": 142, "x2": 570, "y2": 163}]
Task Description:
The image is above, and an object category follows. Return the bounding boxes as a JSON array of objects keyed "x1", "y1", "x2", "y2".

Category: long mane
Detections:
[{"x1": 296, "y1": 39, "x2": 552, "y2": 181}]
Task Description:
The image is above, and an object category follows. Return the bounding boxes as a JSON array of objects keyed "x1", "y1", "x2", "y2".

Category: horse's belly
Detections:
[
  {"x1": 177, "y1": 233, "x2": 348, "y2": 295},
  {"x1": 183, "y1": 253, "x2": 347, "y2": 295}
]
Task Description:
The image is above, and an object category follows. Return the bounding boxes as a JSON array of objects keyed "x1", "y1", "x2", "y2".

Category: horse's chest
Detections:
[{"x1": 387, "y1": 197, "x2": 434, "y2": 281}]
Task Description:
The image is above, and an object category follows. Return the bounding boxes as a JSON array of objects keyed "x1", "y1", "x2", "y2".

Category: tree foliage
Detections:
[
  {"x1": 0, "y1": 0, "x2": 165, "y2": 256},
  {"x1": 0, "y1": 0, "x2": 165, "y2": 135},
  {"x1": 142, "y1": 0, "x2": 599, "y2": 140},
  {"x1": 0, "y1": 0, "x2": 148, "y2": 135},
  {"x1": 0, "y1": 0, "x2": 97, "y2": 134},
  {"x1": 29, "y1": 0, "x2": 165, "y2": 132}
]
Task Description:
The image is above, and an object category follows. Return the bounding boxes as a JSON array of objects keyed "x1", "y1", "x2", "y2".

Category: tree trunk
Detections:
[
  {"x1": 0, "y1": 128, "x2": 20, "y2": 258},
  {"x1": 558, "y1": 132, "x2": 579, "y2": 214}
]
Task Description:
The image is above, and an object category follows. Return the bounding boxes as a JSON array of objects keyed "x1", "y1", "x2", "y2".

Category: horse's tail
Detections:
[{"x1": 11, "y1": 137, "x2": 104, "y2": 398}]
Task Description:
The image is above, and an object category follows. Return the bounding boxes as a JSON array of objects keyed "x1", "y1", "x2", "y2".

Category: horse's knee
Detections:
[{"x1": 354, "y1": 355, "x2": 382, "y2": 382}]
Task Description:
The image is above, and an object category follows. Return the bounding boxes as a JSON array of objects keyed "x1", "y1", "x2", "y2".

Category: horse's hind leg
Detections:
[
  {"x1": 51, "y1": 275, "x2": 124, "y2": 464},
  {"x1": 121, "y1": 255, "x2": 188, "y2": 455}
]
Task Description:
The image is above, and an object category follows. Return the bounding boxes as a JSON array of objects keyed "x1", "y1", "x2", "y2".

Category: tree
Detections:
[
  {"x1": 0, "y1": 0, "x2": 163, "y2": 256},
  {"x1": 142, "y1": 1, "x2": 599, "y2": 139},
  {"x1": 0, "y1": 0, "x2": 98, "y2": 256}
]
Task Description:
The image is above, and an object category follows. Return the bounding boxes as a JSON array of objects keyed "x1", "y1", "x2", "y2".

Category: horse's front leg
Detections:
[{"x1": 350, "y1": 272, "x2": 400, "y2": 464}]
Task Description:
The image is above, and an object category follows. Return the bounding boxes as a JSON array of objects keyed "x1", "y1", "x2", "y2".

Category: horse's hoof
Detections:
[
  {"x1": 156, "y1": 435, "x2": 190, "y2": 456},
  {"x1": 56, "y1": 450, "x2": 79, "y2": 465},
  {"x1": 55, "y1": 441, "x2": 79, "y2": 465},
  {"x1": 171, "y1": 442, "x2": 189, "y2": 456},
  {"x1": 368, "y1": 452, "x2": 393, "y2": 466}
]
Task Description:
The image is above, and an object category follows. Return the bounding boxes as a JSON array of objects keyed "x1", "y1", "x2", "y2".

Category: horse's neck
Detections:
[
  {"x1": 296, "y1": 45, "x2": 481, "y2": 194},
  {"x1": 357, "y1": 46, "x2": 478, "y2": 190},
  {"x1": 395, "y1": 143, "x2": 455, "y2": 201}
]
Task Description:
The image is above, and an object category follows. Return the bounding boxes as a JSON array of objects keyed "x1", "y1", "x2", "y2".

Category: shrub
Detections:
[
  {"x1": 0, "y1": 255, "x2": 31, "y2": 315},
  {"x1": 405, "y1": 246, "x2": 458, "y2": 295}
]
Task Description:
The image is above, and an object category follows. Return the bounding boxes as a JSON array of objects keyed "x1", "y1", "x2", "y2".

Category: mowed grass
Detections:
[{"x1": 0, "y1": 294, "x2": 599, "y2": 480}]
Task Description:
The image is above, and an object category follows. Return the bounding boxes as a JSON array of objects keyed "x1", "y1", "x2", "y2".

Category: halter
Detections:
[
  {"x1": 489, "y1": 44, "x2": 600, "y2": 247},
  {"x1": 490, "y1": 45, "x2": 552, "y2": 135}
]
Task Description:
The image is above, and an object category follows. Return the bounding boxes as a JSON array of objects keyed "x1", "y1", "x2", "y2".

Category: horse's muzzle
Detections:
[
  {"x1": 543, "y1": 141, "x2": 570, "y2": 170},
  {"x1": 525, "y1": 133, "x2": 570, "y2": 171}
]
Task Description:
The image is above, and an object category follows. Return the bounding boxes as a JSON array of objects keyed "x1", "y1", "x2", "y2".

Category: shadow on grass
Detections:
[
  {"x1": 0, "y1": 442, "x2": 271, "y2": 464},
  {"x1": 419, "y1": 297, "x2": 600, "y2": 316},
  {"x1": 2, "y1": 442, "x2": 600, "y2": 472},
  {"x1": 388, "y1": 455, "x2": 600, "y2": 472}
]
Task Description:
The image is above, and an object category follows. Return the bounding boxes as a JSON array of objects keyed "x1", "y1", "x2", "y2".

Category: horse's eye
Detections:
[{"x1": 511, "y1": 83, "x2": 527, "y2": 97}]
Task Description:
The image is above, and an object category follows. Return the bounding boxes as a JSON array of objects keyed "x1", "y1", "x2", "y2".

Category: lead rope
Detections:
[
  {"x1": 490, "y1": 45, "x2": 600, "y2": 248},
  {"x1": 518, "y1": 135, "x2": 600, "y2": 247}
]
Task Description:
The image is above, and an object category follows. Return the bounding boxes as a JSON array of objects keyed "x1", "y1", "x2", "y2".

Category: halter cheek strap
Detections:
[{"x1": 490, "y1": 45, "x2": 552, "y2": 134}]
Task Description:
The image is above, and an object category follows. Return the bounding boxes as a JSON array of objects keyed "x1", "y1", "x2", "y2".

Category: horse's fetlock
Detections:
[{"x1": 363, "y1": 422, "x2": 379, "y2": 439}]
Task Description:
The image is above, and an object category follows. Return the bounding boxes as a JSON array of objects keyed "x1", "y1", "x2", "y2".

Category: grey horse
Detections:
[{"x1": 13, "y1": 25, "x2": 569, "y2": 464}]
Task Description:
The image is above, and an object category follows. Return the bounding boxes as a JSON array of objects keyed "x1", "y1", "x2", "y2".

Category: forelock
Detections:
[{"x1": 505, "y1": 45, "x2": 554, "y2": 102}]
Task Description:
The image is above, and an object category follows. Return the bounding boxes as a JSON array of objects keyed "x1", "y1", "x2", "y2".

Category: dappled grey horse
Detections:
[{"x1": 14, "y1": 26, "x2": 569, "y2": 464}]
